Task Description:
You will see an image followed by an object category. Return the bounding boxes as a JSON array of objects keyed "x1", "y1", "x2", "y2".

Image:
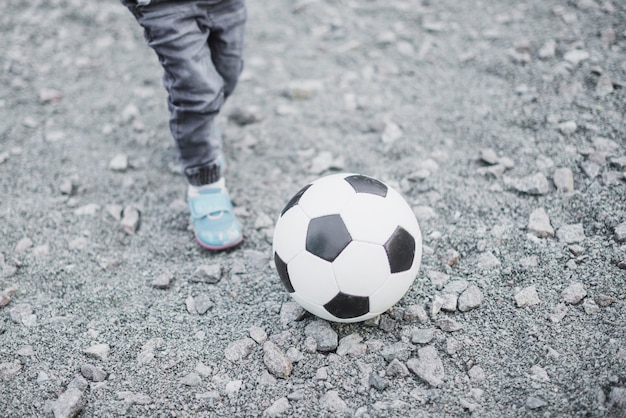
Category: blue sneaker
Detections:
[{"x1": 188, "y1": 180, "x2": 243, "y2": 251}]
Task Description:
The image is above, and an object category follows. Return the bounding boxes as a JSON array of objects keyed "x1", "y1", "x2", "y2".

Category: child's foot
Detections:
[{"x1": 187, "y1": 178, "x2": 243, "y2": 251}]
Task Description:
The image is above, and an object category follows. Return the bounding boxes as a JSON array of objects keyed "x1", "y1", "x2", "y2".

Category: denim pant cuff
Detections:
[{"x1": 185, "y1": 164, "x2": 221, "y2": 186}]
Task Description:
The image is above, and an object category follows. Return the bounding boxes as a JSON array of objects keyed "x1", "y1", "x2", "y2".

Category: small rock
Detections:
[
  {"x1": 563, "y1": 49, "x2": 590, "y2": 65},
  {"x1": 608, "y1": 387, "x2": 626, "y2": 411},
  {"x1": 380, "y1": 342, "x2": 412, "y2": 362},
  {"x1": 583, "y1": 298, "x2": 600, "y2": 314},
  {"x1": 561, "y1": 282, "x2": 587, "y2": 304},
  {"x1": 446, "y1": 337, "x2": 463, "y2": 355},
  {"x1": 225, "y1": 380, "x2": 243, "y2": 396},
  {"x1": 369, "y1": 372, "x2": 389, "y2": 391},
  {"x1": 120, "y1": 206, "x2": 141, "y2": 235},
  {"x1": 304, "y1": 321, "x2": 338, "y2": 352},
  {"x1": 596, "y1": 73, "x2": 614, "y2": 97},
  {"x1": 84, "y1": 343, "x2": 110, "y2": 361},
  {"x1": 557, "y1": 224, "x2": 585, "y2": 244},
  {"x1": 403, "y1": 305, "x2": 429, "y2": 323},
  {"x1": 558, "y1": 120, "x2": 578, "y2": 135},
  {"x1": 228, "y1": 106, "x2": 262, "y2": 126},
  {"x1": 411, "y1": 328, "x2": 435, "y2": 344},
  {"x1": 59, "y1": 179, "x2": 74, "y2": 195},
  {"x1": 192, "y1": 294, "x2": 213, "y2": 315},
  {"x1": 528, "y1": 208, "x2": 554, "y2": 238},
  {"x1": 0, "y1": 361, "x2": 22, "y2": 381},
  {"x1": 74, "y1": 203, "x2": 101, "y2": 216},
  {"x1": 263, "y1": 341, "x2": 293, "y2": 379},
  {"x1": 225, "y1": 338, "x2": 256, "y2": 362},
  {"x1": 468, "y1": 365, "x2": 486, "y2": 383},
  {"x1": 553, "y1": 168, "x2": 574, "y2": 192},
  {"x1": 475, "y1": 252, "x2": 501, "y2": 270},
  {"x1": 530, "y1": 365, "x2": 550, "y2": 382},
  {"x1": 381, "y1": 121, "x2": 403, "y2": 144},
  {"x1": 316, "y1": 367, "x2": 328, "y2": 380},
  {"x1": 263, "y1": 397, "x2": 290, "y2": 417},
  {"x1": 337, "y1": 333, "x2": 366, "y2": 357},
  {"x1": 68, "y1": 237, "x2": 89, "y2": 251},
  {"x1": 39, "y1": 88, "x2": 63, "y2": 103},
  {"x1": 479, "y1": 148, "x2": 500, "y2": 165},
  {"x1": 549, "y1": 303, "x2": 568, "y2": 323},
  {"x1": 51, "y1": 388, "x2": 84, "y2": 418},
  {"x1": 249, "y1": 326, "x2": 267, "y2": 344},
  {"x1": 407, "y1": 345, "x2": 445, "y2": 387},
  {"x1": 614, "y1": 222, "x2": 626, "y2": 242},
  {"x1": 276, "y1": 295, "x2": 301, "y2": 324},
  {"x1": 195, "y1": 362, "x2": 212, "y2": 378},
  {"x1": 109, "y1": 154, "x2": 128, "y2": 172},
  {"x1": 180, "y1": 372, "x2": 202, "y2": 386},
  {"x1": 458, "y1": 285, "x2": 484, "y2": 312},
  {"x1": 386, "y1": 358, "x2": 410, "y2": 378},
  {"x1": 526, "y1": 396, "x2": 547, "y2": 409},
  {"x1": 80, "y1": 364, "x2": 107, "y2": 382},
  {"x1": 595, "y1": 294, "x2": 616, "y2": 307},
  {"x1": 440, "y1": 293, "x2": 458, "y2": 312},
  {"x1": 437, "y1": 318, "x2": 463, "y2": 332},
  {"x1": 191, "y1": 264, "x2": 222, "y2": 283},
  {"x1": 426, "y1": 270, "x2": 449, "y2": 290},
  {"x1": 14, "y1": 237, "x2": 33, "y2": 254},
  {"x1": 284, "y1": 79, "x2": 324, "y2": 100},
  {"x1": 320, "y1": 391, "x2": 349, "y2": 414},
  {"x1": 286, "y1": 347, "x2": 303, "y2": 363},
  {"x1": 504, "y1": 173, "x2": 550, "y2": 195},
  {"x1": 515, "y1": 286, "x2": 540, "y2": 307},
  {"x1": 538, "y1": 40, "x2": 556, "y2": 59},
  {"x1": 151, "y1": 272, "x2": 174, "y2": 289},
  {"x1": 442, "y1": 280, "x2": 469, "y2": 295}
]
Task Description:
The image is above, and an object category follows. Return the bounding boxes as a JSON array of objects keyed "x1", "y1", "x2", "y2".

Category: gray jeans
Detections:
[{"x1": 123, "y1": 0, "x2": 247, "y2": 185}]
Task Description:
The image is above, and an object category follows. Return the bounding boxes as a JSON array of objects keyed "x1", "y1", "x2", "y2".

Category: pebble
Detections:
[
  {"x1": 538, "y1": 40, "x2": 556, "y2": 59},
  {"x1": 263, "y1": 397, "x2": 290, "y2": 417},
  {"x1": 458, "y1": 285, "x2": 484, "y2": 312},
  {"x1": 558, "y1": 120, "x2": 578, "y2": 135},
  {"x1": 440, "y1": 293, "x2": 458, "y2": 312},
  {"x1": 380, "y1": 342, "x2": 412, "y2": 362},
  {"x1": 249, "y1": 325, "x2": 267, "y2": 344},
  {"x1": 286, "y1": 347, "x2": 303, "y2": 363},
  {"x1": 443, "y1": 279, "x2": 469, "y2": 295},
  {"x1": 381, "y1": 121, "x2": 403, "y2": 144},
  {"x1": 68, "y1": 237, "x2": 89, "y2": 251},
  {"x1": 74, "y1": 203, "x2": 100, "y2": 216},
  {"x1": 10, "y1": 303, "x2": 36, "y2": 327},
  {"x1": 553, "y1": 168, "x2": 574, "y2": 192},
  {"x1": 151, "y1": 272, "x2": 174, "y2": 289},
  {"x1": 320, "y1": 391, "x2": 349, "y2": 414},
  {"x1": 563, "y1": 49, "x2": 590, "y2": 65},
  {"x1": 84, "y1": 343, "x2": 110, "y2": 361},
  {"x1": 369, "y1": 372, "x2": 390, "y2": 391},
  {"x1": 193, "y1": 294, "x2": 213, "y2": 315},
  {"x1": 50, "y1": 388, "x2": 84, "y2": 418},
  {"x1": 479, "y1": 148, "x2": 500, "y2": 165},
  {"x1": 225, "y1": 380, "x2": 243, "y2": 396},
  {"x1": 284, "y1": 79, "x2": 324, "y2": 100},
  {"x1": 117, "y1": 391, "x2": 152, "y2": 406},
  {"x1": 595, "y1": 294, "x2": 616, "y2": 307},
  {"x1": 403, "y1": 305, "x2": 429, "y2": 323},
  {"x1": 315, "y1": 367, "x2": 328, "y2": 380},
  {"x1": 14, "y1": 237, "x2": 33, "y2": 254},
  {"x1": 386, "y1": 358, "x2": 410, "y2": 378},
  {"x1": 39, "y1": 87, "x2": 63, "y2": 103},
  {"x1": 180, "y1": 372, "x2": 202, "y2": 386},
  {"x1": 583, "y1": 299, "x2": 600, "y2": 315},
  {"x1": 437, "y1": 318, "x2": 463, "y2": 332},
  {"x1": 280, "y1": 301, "x2": 306, "y2": 326},
  {"x1": 120, "y1": 206, "x2": 141, "y2": 235},
  {"x1": 528, "y1": 208, "x2": 555, "y2": 238},
  {"x1": 475, "y1": 251, "x2": 501, "y2": 270},
  {"x1": 80, "y1": 364, "x2": 107, "y2": 382},
  {"x1": 336, "y1": 333, "x2": 367, "y2": 357},
  {"x1": 530, "y1": 365, "x2": 550, "y2": 382},
  {"x1": 257, "y1": 370, "x2": 277, "y2": 386},
  {"x1": 614, "y1": 222, "x2": 626, "y2": 242},
  {"x1": 304, "y1": 321, "x2": 338, "y2": 352},
  {"x1": 191, "y1": 264, "x2": 222, "y2": 283},
  {"x1": 526, "y1": 396, "x2": 548, "y2": 409},
  {"x1": 468, "y1": 365, "x2": 486, "y2": 383},
  {"x1": 515, "y1": 286, "x2": 540, "y2": 307},
  {"x1": 596, "y1": 73, "x2": 614, "y2": 97},
  {"x1": 263, "y1": 341, "x2": 293, "y2": 379},
  {"x1": 195, "y1": 362, "x2": 212, "y2": 377},
  {"x1": 407, "y1": 345, "x2": 445, "y2": 387},
  {"x1": 426, "y1": 270, "x2": 449, "y2": 290},
  {"x1": 225, "y1": 338, "x2": 256, "y2": 362},
  {"x1": 561, "y1": 282, "x2": 587, "y2": 304},
  {"x1": 608, "y1": 387, "x2": 626, "y2": 410},
  {"x1": 504, "y1": 173, "x2": 550, "y2": 195},
  {"x1": 109, "y1": 154, "x2": 128, "y2": 172},
  {"x1": 228, "y1": 106, "x2": 262, "y2": 125},
  {"x1": 411, "y1": 328, "x2": 435, "y2": 344},
  {"x1": 557, "y1": 224, "x2": 585, "y2": 244},
  {"x1": 549, "y1": 303, "x2": 568, "y2": 323},
  {"x1": 0, "y1": 361, "x2": 22, "y2": 380}
]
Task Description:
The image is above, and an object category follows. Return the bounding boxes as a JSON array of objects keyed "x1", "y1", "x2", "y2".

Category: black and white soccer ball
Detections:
[{"x1": 272, "y1": 173, "x2": 422, "y2": 323}]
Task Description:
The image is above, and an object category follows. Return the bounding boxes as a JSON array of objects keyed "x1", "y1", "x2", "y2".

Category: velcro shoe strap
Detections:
[{"x1": 189, "y1": 193, "x2": 233, "y2": 219}]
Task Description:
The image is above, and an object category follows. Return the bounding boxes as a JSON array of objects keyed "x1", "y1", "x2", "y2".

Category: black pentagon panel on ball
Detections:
[
  {"x1": 281, "y1": 184, "x2": 312, "y2": 216},
  {"x1": 274, "y1": 252, "x2": 295, "y2": 293},
  {"x1": 324, "y1": 292, "x2": 370, "y2": 319},
  {"x1": 384, "y1": 226, "x2": 416, "y2": 273},
  {"x1": 306, "y1": 214, "x2": 352, "y2": 262},
  {"x1": 344, "y1": 174, "x2": 388, "y2": 197}
]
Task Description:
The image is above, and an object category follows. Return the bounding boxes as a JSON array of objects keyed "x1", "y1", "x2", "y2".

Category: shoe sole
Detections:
[{"x1": 195, "y1": 235, "x2": 243, "y2": 251}]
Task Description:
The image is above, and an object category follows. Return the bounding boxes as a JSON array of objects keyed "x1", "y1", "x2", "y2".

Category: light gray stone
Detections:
[
  {"x1": 411, "y1": 328, "x2": 435, "y2": 344},
  {"x1": 458, "y1": 285, "x2": 484, "y2": 312},
  {"x1": 191, "y1": 264, "x2": 222, "y2": 284},
  {"x1": 557, "y1": 224, "x2": 585, "y2": 243},
  {"x1": 528, "y1": 208, "x2": 554, "y2": 238},
  {"x1": 263, "y1": 341, "x2": 293, "y2": 379},
  {"x1": 263, "y1": 397, "x2": 290, "y2": 417},
  {"x1": 304, "y1": 321, "x2": 338, "y2": 352},
  {"x1": 320, "y1": 391, "x2": 349, "y2": 414},
  {"x1": 614, "y1": 222, "x2": 626, "y2": 242},
  {"x1": 515, "y1": 286, "x2": 540, "y2": 307},
  {"x1": 225, "y1": 338, "x2": 256, "y2": 362},
  {"x1": 80, "y1": 364, "x2": 107, "y2": 382},
  {"x1": 280, "y1": 301, "x2": 306, "y2": 326},
  {"x1": 51, "y1": 388, "x2": 84, "y2": 418},
  {"x1": 84, "y1": 343, "x2": 110, "y2": 361},
  {"x1": 437, "y1": 318, "x2": 463, "y2": 332},
  {"x1": 561, "y1": 282, "x2": 587, "y2": 304},
  {"x1": 407, "y1": 345, "x2": 445, "y2": 387},
  {"x1": 553, "y1": 168, "x2": 574, "y2": 191},
  {"x1": 504, "y1": 173, "x2": 550, "y2": 195}
]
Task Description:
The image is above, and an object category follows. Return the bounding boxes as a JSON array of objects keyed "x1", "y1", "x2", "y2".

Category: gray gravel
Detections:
[{"x1": 1, "y1": 0, "x2": 625, "y2": 416}]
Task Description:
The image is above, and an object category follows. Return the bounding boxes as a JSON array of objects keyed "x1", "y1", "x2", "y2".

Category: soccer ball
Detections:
[{"x1": 272, "y1": 173, "x2": 422, "y2": 323}]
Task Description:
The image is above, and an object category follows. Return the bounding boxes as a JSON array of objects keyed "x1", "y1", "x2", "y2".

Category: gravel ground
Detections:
[{"x1": 1, "y1": 0, "x2": 625, "y2": 417}]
